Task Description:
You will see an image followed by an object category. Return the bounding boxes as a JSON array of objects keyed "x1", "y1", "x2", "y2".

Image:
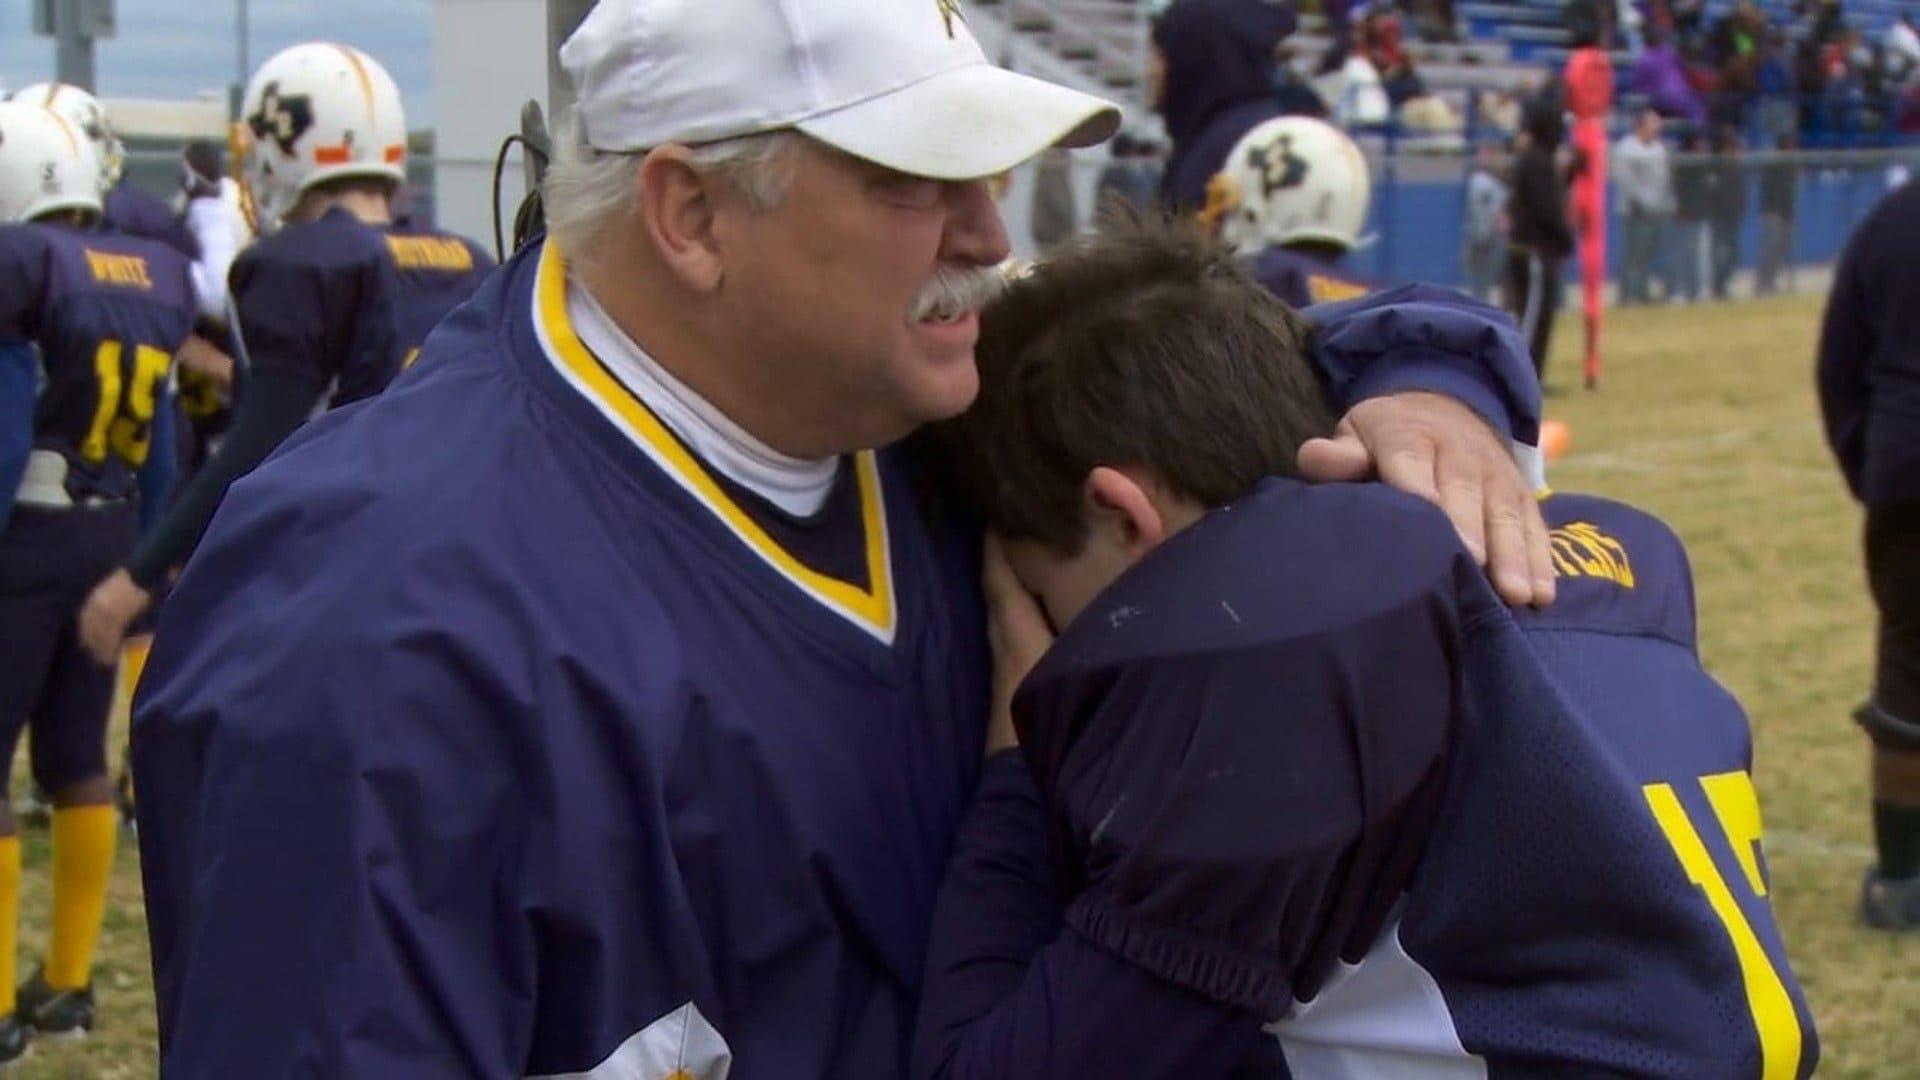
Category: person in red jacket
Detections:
[{"x1": 1565, "y1": 2, "x2": 1615, "y2": 389}]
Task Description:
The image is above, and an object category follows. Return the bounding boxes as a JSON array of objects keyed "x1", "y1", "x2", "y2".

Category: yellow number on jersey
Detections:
[
  {"x1": 1643, "y1": 772, "x2": 1803, "y2": 1080},
  {"x1": 81, "y1": 340, "x2": 173, "y2": 467}
]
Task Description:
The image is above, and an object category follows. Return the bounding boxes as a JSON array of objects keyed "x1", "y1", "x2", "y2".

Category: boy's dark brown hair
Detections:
[{"x1": 935, "y1": 215, "x2": 1335, "y2": 553}]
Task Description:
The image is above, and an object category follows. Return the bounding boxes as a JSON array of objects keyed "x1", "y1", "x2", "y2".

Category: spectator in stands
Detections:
[
  {"x1": 1094, "y1": 134, "x2": 1162, "y2": 225},
  {"x1": 1669, "y1": 0, "x2": 1708, "y2": 53},
  {"x1": 1505, "y1": 102, "x2": 1575, "y2": 379},
  {"x1": 1634, "y1": 30, "x2": 1710, "y2": 127},
  {"x1": 1153, "y1": 0, "x2": 1298, "y2": 214},
  {"x1": 1615, "y1": 108, "x2": 1676, "y2": 305},
  {"x1": 1710, "y1": 0, "x2": 1767, "y2": 122},
  {"x1": 1756, "y1": 28, "x2": 1800, "y2": 144},
  {"x1": 1887, "y1": 14, "x2": 1920, "y2": 84},
  {"x1": 1420, "y1": 0, "x2": 1462, "y2": 42},
  {"x1": 1030, "y1": 147, "x2": 1079, "y2": 254},
  {"x1": 1360, "y1": 5, "x2": 1408, "y2": 74},
  {"x1": 1463, "y1": 140, "x2": 1510, "y2": 302},
  {"x1": 1360, "y1": 6, "x2": 1426, "y2": 107},
  {"x1": 1320, "y1": 0, "x2": 1359, "y2": 74},
  {"x1": 1825, "y1": 29, "x2": 1870, "y2": 136},
  {"x1": 1475, "y1": 87, "x2": 1524, "y2": 134},
  {"x1": 1324, "y1": 46, "x2": 1395, "y2": 127},
  {"x1": 1273, "y1": 41, "x2": 1332, "y2": 117},
  {"x1": 1797, "y1": 35, "x2": 1831, "y2": 137},
  {"x1": 1671, "y1": 129, "x2": 1711, "y2": 302},
  {"x1": 1706, "y1": 125, "x2": 1746, "y2": 299},
  {"x1": 1807, "y1": 0, "x2": 1845, "y2": 49},
  {"x1": 1756, "y1": 131, "x2": 1800, "y2": 294}
]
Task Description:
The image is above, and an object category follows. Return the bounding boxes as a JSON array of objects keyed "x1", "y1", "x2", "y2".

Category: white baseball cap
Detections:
[{"x1": 559, "y1": 0, "x2": 1123, "y2": 180}]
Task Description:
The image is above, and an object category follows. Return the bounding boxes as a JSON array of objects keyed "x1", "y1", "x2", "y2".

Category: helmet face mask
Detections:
[
  {"x1": 239, "y1": 42, "x2": 409, "y2": 231},
  {"x1": 0, "y1": 102, "x2": 105, "y2": 225},
  {"x1": 1215, "y1": 117, "x2": 1372, "y2": 256},
  {"x1": 10, "y1": 82, "x2": 123, "y2": 194}
]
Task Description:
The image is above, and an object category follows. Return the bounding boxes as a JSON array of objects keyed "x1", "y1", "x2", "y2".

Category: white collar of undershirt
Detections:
[{"x1": 566, "y1": 280, "x2": 840, "y2": 517}]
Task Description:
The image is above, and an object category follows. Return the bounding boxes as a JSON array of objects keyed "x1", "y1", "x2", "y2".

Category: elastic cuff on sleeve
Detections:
[
  {"x1": 1066, "y1": 893, "x2": 1294, "y2": 1020},
  {"x1": 1348, "y1": 358, "x2": 1519, "y2": 444}
]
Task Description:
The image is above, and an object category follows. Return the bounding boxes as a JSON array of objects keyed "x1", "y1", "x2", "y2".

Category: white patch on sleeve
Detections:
[
  {"x1": 527, "y1": 1001, "x2": 732, "y2": 1080},
  {"x1": 1514, "y1": 440, "x2": 1547, "y2": 492},
  {"x1": 1265, "y1": 919, "x2": 1486, "y2": 1079}
]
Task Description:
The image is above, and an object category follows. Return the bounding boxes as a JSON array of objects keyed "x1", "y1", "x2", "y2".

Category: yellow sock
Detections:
[
  {"x1": 0, "y1": 835, "x2": 19, "y2": 1015},
  {"x1": 47, "y1": 805, "x2": 117, "y2": 991}
]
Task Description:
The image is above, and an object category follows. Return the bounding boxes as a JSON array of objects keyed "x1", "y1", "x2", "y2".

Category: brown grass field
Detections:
[{"x1": 6, "y1": 290, "x2": 1917, "y2": 1076}]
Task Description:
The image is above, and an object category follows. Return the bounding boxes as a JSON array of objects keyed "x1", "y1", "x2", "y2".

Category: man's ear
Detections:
[
  {"x1": 635, "y1": 145, "x2": 726, "y2": 292},
  {"x1": 1084, "y1": 466, "x2": 1165, "y2": 557}
]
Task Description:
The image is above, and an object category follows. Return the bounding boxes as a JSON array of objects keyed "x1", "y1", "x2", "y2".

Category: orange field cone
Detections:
[{"x1": 1541, "y1": 418, "x2": 1572, "y2": 462}]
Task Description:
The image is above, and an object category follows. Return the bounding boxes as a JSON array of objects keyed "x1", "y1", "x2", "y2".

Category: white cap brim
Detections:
[{"x1": 796, "y1": 63, "x2": 1121, "y2": 181}]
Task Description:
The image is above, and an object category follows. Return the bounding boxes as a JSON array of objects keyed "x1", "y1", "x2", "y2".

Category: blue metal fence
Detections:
[{"x1": 1355, "y1": 147, "x2": 1909, "y2": 290}]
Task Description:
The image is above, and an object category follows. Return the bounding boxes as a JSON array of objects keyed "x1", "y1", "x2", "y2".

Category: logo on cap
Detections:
[{"x1": 936, "y1": 0, "x2": 964, "y2": 38}]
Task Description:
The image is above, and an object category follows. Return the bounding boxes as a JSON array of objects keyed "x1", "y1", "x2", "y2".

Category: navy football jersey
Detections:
[
  {"x1": 1007, "y1": 481, "x2": 1815, "y2": 1078},
  {"x1": 103, "y1": 181, "x2": 199, "y2": 260},
  {"x1": 228, "y1": 207, "x2": 403, "y2": 409},
  {"x1": 0, "y1": 223, "x2": 195, "y2": 503},
  {"x1": 379, "y1": 224, "x2": 494, "y2": 369},
  {"x1": 1252, "y1": 245, "x2": 1376, "y2": 308}
]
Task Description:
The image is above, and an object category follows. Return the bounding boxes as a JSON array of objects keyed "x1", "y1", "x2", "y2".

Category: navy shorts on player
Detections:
[{"x1": 0, "y1": 504, "x2": 136, "y2": 796}]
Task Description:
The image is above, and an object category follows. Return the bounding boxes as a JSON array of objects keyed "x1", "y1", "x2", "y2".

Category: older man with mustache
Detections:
[{"x1": 130, "y1": 0, "x2": 1554, "y2": 1076}]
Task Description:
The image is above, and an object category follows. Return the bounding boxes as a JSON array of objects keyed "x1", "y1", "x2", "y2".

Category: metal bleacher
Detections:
[
  {"x1": 970, "y1": 0, "x2": 1549, "y2": 124},
  {"x1": 972, "y1": 0, "x2": 1920, "y2": 121}
]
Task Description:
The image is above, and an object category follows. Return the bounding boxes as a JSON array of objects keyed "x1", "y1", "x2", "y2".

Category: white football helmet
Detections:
[
  {"x1": 239, "y1": 42, "x2": 408, "y2": 229},
  {"x1": 10, "y1": 82, "x2": 122, "y2": 192},
  {"x1": 1215, "y1": 116, "x2": 1371, "y2": 255},
  {"x1": 0, "y1": 102, "x2": 104, "y2": 224}
]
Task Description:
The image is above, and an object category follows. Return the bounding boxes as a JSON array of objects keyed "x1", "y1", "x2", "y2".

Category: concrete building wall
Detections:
[{"x1": 432, "y1": 0, "x2": 547, "y2": 245}]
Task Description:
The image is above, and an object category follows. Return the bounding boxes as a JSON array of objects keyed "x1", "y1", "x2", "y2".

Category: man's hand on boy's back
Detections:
[
  {"x1": 1299, "y1": 391, "x2": 1557, "y2": 608},
  {"x1": 983, "y1": 536, "x2": 1054, "y2": 756}
]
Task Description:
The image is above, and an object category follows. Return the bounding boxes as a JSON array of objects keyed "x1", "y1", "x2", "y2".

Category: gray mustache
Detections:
[{"x1": 909, "y1": 265, "x2": 1008, "y2": 322}]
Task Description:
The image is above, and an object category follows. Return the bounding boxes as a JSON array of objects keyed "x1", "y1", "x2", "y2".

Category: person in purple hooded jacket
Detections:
[{"x1": 1153, "y1": 0, "x2": 1298, "y2": 215}]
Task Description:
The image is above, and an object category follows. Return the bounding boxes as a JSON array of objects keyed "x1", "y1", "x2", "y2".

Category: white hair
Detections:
[{"x1": 543, "y1": 115, "x2": 799, "y2": 259}]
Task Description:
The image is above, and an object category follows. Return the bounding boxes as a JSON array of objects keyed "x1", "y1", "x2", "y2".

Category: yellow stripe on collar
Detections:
[{"x1": 533, "y1": 241, "x2": 896, "y2": 642}]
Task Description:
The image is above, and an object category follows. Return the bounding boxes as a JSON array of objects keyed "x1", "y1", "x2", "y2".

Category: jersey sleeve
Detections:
[
  {"x1": 1025, "y1": 595, "x2": 1458, "y2": 1018},
  {"x1": 1010, "y1": 485, "x2": 1473, "y2": 1020},
  {"x1": 1307, "y1": 283, "x2": 1543, "y2": 449},
  {"x1": 134, "y1": 535, "x2": 540, "y2": 1076},
  {"x1": 134, "y1": 432, "x2": 742, "y2": 1078},
  {"x1": 0, "y1": 227, "x2": 51, "y2": 344},
  {"x1": 912, "y1": 754, "x2": 1276, "y2": 1080}
]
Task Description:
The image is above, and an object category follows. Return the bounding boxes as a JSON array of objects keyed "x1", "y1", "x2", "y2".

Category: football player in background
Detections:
[
  {"x1": 10, "y1": 82, "x2": 198, "y2": 262},
  {"x1": 1204, "y1": 115, "x2": 1377, "y2": 307},
  {"x1": 1817, "y1": 179, "x2": 1920, "y2": 930},
  {"x1": 76, "y1": 42, "x2": 493, "y2": 664},
  {"x1": 918, "y1": 220, "x2": 1816, "y2": 1078},
  {"x1": 0, "y1": 102, "x2": 196, "y2": 1062}
]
